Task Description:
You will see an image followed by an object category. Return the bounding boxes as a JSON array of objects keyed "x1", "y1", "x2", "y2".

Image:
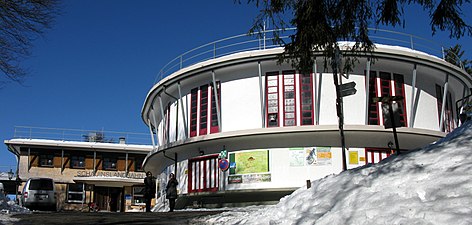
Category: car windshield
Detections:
[{"x1": 29, "y1": 179, "x2": 54, "y2": 190}]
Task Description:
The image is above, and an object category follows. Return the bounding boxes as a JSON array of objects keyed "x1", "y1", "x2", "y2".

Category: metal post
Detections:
[
  {"x1": 180, "y1": 56, "x2": 183, "y2": 69},
  {"x1": 316, "y1": 68, "x2": 322, "y2": 125},
  {"x1": 61, "y1": 149, "x2": 64, "y2": 174},
  {"x1": 212, "y1": 71, "x2": 222, "y2": 132},
  {"x1": 365, "y1": 59, "x2": 371, "y2": 125},
  {"x1": 263, "y1": 20, "x2": 266, "y2": 49},
  {"x1": 332, "y1": 47, "x2": 347, "y2": 171},
  {"x1": 409, "y1": 64, "x2": 417, "y2": 127},
  {"x1": 93, "y1": 151, "x2": 96, "y2": 176},
  {"x1": 258, "y1": 61, "x2": 266, "y2": 127},
  {"x1": 313, "y1": 59, "x2": 319, "y2": 125},
  {"x1": 177, "y1": 82, "x2": 188, "y2": 138},
  {"x1": 213, "y1": 43, "x2": 216, "y2": 59},
  {"x1": 27, "y1": 148, "x2": 30, "y2": 172},
  {"x1": 388, "y1": 101, "x2": 401, "y2": 154},
  {"x1": 125, "y1": 152, "x2": 129, "y2": 176}
]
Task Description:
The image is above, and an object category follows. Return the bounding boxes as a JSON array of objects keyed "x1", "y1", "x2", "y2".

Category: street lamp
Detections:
[{"x1": 373, "y1": 96, "x2": 404, "y2": 154}]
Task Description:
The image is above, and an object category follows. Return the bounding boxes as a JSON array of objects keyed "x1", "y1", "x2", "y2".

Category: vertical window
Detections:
[
  {"x1": 299, "y1": 72, "x2": 314, "y2": 125},
  {"x1": 199, "y1": 84, "x2": 209, "y2": 135},
  {"x1": 103, "y1": 157, "x2": 117, "y2": 170},
  {"x1": 210, "y1": 82, "x2": 221, "y2": 134},
  {"x1": 135, "y1": 157, "x2": 144, "y2": 172},
  {"x1": 367, "y1": 71, "x2": 380, "y2": 125},
  {"x1": 164, "y1": 103, "x2": 171, "y2": 143},
  {"x1": 266, "y1": 72, "x2": 279, "y2": 127},
  {"x1": 393, "y1": 74, "x2": 408, "y2": 127},
  {"x1": 436, "y1": 84, "x2": 455, "y2": 132},
  {"x1": 190, "y1": 88, "x2": 198, "y2": 137},
  {"x1": 70, "y1": 155, "x2": 85, "y2": 169},
  {"x1": 39, "y1": 154, "x2": 54, "y2": 167},
  {"x1": 67, "y1": 183, "x2": 85, "y2": 203},
  {"x1": 132, "y1": 186, "x2": 146, "y2": 205},
  {"x1": 374, "y1": 72, "x2": 408, "y2": 127},
  {"x1": 283, "y1": 70, "x2": 296, "y2": 126},
  {"x1": 379, "y1": 72, "x2": 391, "y2": 97}
]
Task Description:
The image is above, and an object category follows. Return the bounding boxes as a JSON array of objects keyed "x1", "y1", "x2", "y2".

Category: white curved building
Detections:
[{"x1": 141, "y1": 30, "x2": 472, "y2": 207}]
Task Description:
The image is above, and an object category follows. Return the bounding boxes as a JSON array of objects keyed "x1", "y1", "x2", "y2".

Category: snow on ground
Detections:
[
  {"x1": 194, "y1": 121, "x2": 472, "y2": 224},
  {"x1": 0, "y1": 191, "x2": 30, "y2": 224}
]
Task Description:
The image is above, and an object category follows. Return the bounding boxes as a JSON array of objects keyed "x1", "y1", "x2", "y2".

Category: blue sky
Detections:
[{"x1": 1, "y1": 0, "x2": 471, "y2": 171}]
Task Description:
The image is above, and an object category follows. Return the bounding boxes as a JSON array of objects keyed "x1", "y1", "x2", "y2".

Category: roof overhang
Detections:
[
  {"x1": 4, "y1": 139, "x2": 153, "y2": 154},
  {"x1": 143, "y1": 125, "x2": 445, "y2": 174}
]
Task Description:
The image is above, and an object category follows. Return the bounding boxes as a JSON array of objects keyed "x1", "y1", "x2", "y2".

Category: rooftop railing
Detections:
[
  {"x1": 154, "y1": 28, "x2": 465, "y2": 84},
  {"x1": 12, "y1": 126, "x2": 151, "y2": 145}
]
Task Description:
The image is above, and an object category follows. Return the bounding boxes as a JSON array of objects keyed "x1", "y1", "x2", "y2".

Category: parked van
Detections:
[{"x1": 21, "y1": 178, "x2": 56, "y2": 211}]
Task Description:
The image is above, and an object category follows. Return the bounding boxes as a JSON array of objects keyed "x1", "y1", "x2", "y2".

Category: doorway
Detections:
[{"x1": 94, "y1": 186, "x2": 123, "y2": 212}]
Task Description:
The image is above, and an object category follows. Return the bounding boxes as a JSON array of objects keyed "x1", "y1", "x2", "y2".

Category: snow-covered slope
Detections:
[{"x1": 199, "y1": 121, "x2": 472, "y2": 224}]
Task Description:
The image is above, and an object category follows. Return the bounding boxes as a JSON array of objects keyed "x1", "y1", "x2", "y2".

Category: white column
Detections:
[
  {"x1": 409, "y1": 64, "x2": 417, "y2": 127},
  {"x1": 364, "y1": 59, "x2": 371, "y2": 125},
  {"x1": 212, "y1": 71, "x2": 222, "y2": 132},
  {"x1": 177, "y1": 82, "x2": 188, "y2": 139},
  {"x1": 439, "y1": 74, "x2": 449, "y2": 131}
]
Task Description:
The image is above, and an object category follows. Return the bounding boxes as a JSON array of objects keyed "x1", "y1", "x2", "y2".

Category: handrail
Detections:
[
  {"x1": 154, "y1": 27, "x2": 466, "y2": 84},
  {"x1": 11, "y1": 126, "x2": 151, "y2": 145}
]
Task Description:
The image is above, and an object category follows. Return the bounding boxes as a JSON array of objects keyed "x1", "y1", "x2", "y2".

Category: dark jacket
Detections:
[
  {"x1": 144, "y1": 176, "x2": 156, "y2": 198},
  {"x1": 166, "y1": 178, "x2": 178, "y2": 199}
]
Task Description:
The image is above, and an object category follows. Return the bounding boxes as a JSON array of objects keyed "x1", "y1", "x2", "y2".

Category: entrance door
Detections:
[
  {"x1": 188, "y1": 154, "x2": 219, "y2": 193},
  {"x1": 94, "y1": 186, "x2": 123, "y2": 212}
]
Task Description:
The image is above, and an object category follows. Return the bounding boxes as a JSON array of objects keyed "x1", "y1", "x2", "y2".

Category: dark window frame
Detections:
[
  {"x1": 39, "y1": 153, "x2": 54, "y2": 167},
  {"x1": 299, "y1": 71, "x2": 314, "y2": 125},
  {"x1": 67, "y1": 183, "x2": 85, "y2": 203},
  {"x1": 283, "y1": 70, "x2": 297, "y2": 126},
  {"x1": 132, "y1": 186, "x2": 146, "y2": 205},
  {"x1": 102, "y1": 156, "x2": 118, "y2": 170},
  {"x1": 266, "y1": 71, "x2": 280, "y2": 127},
  {"x1": 210, "y1": 81, "x2": 221, "y2": 134},
  {"x1": 70, "y1": 155, "x2": 86, "y2": 169},
  {"x1": 199, "y1": 84, "x2": 209, "y2": 135},
  {"x1": 190, "y1": 88, "x2": 198, "y2": 137}
]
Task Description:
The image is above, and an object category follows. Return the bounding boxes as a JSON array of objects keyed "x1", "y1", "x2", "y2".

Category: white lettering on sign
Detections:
[{"x1": 76, "y1": 170, "x2": 145, "y2": 179}]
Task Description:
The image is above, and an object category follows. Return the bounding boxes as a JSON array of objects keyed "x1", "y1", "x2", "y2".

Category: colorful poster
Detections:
[
  {"x1": 289, "y1": 147, "x2": 332, "y2": 166},
  {"x1": 228, "y1": 173, "x2": 271, "y2": 184},
  {"x1": 305, "y1": 147, "x2": 318, "y2": 166},
  {"x1": 349, "y1": 151, "x2": 359, "y2": 164},
  {"x1": 289, "y1": 148, "x2": 305, "y2": 166},
  {"x1": 315, "y1": 147, "x2": 332, "y2": 166},
  {"x1": 230, "y1": 150, "x2": 269, "y2": 175}
]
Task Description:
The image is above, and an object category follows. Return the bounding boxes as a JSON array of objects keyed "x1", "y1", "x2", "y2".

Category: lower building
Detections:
[{"x1": 4, "y1": 129, "x2": 153, "y2": 212}]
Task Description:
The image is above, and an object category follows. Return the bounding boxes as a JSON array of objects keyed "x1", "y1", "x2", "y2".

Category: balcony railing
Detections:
[
  {"x1": 12, "y1": 126, "x2": 151, "y2": 145},
  {"x1": 154, "y1": 28, "x2": 465, "y2": 84}
]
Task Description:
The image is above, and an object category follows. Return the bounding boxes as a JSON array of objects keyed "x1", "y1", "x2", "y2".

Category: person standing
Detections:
[
  {"x1": 166, "y1": 173, "x2": 178, "y2": 212},
  {"x1": 144, "y1": 171, "x2": 156, "y2": 212}
]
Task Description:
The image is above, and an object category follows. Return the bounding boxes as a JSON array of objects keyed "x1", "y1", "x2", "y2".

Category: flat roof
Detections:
[{"x1": 5, "y1": 139, "x2": 154, "y2": 155}]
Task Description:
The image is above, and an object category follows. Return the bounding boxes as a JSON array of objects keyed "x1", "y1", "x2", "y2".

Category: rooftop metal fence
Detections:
[
  {"x1": 12, "y1": 126, "x2": 151, "y2": 145},
  {"x1": 154, "y1": 28, "x2": 465, "y2": 84}
]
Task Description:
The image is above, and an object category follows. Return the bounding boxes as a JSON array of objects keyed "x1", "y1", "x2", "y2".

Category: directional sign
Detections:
[{"x1": 340, "y1": 81, "x2": 357, "y2": 97}]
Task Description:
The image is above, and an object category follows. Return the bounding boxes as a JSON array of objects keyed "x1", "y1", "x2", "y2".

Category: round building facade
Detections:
[{"x1": 141, "y1": 34, "x2": 472, "y2": 207}]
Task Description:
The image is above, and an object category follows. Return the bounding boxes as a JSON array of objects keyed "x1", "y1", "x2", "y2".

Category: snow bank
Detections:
[
  {"x1": 0, "y1": 191, "x2": 30, "y2": 224},
  {"x1": 197, "y1": 121, "x2": 472, "y2": 224}
]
